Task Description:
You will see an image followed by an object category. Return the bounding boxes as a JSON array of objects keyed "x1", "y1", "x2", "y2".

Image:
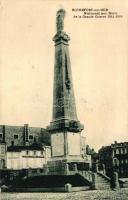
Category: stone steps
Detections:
[
  {"x1": 77, "y1": 172, "x2": 111, "y2": 190},
  {"x1": 95, "y1": 173, "x2": 111, "y2": 190}
]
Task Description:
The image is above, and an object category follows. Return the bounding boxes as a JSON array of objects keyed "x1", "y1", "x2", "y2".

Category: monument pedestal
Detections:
[{"x1": 46, "y1": 129, "x2": 87, "y2": 175}]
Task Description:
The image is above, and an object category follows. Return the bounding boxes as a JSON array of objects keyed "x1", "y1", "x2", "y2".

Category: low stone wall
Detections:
[
  {"x1": 120, "y1": 181, "x2": 128, "y2": 188},
  {"x1": 9, "y1": 187, "x2": 65, "y2": 192},
  {"x1": 8, "y1": 186, "x2": 90, "y2": 193}
]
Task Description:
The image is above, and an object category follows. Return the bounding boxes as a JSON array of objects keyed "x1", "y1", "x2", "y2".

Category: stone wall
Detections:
[{"x1": 0, "y1": 124, "x2": 50, "y2": 147}]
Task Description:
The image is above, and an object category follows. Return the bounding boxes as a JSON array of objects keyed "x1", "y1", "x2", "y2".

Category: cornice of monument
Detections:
[
  {"x1": 53, "y1": 31, "x2": 70, "y2": 43},
  {"x1": 47, "y1": 119, "x2": 84, "y2": 133}
]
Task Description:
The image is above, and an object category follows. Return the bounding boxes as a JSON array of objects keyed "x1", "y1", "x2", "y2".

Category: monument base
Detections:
[
  {"x1": 5, "y1": 174, "x2": 91, "y2": 192},
  {"x1": 7, "y1": 185, "x2": 90, "y2": 193},
  {"x1": 46, "y1": 155, "x2": 90, "y2": 176}
]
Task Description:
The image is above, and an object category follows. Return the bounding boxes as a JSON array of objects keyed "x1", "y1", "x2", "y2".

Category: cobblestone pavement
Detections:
[{"x1": 0, "y1": 189, "x2": 128, "y2": 200}]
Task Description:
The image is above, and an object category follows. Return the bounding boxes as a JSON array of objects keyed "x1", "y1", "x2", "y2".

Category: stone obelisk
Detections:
[{"x1": 47, "y1": 9, "x2": 84, "y2": 171}]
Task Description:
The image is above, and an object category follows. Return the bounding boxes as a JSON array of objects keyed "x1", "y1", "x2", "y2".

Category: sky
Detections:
[{"x1": 0, "y1": 0, "x2": 128, "y2": 151}]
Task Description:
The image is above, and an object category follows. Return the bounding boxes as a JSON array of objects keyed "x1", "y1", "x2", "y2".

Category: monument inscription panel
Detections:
[
  {"x1": 67, "y1": 133, "x2": 81, "y2": 155},
  {"x1": 51, "y1": 133, "x2": 64, "y2": 156}
]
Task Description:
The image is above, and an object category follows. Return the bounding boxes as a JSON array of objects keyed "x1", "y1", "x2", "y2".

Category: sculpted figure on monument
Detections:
[
  {"x1": 56, "y1": 9, "x2": 66, "y2": 32},
  {"x1": 53, "y1": 9, "x2": 70, "y2": 42}
]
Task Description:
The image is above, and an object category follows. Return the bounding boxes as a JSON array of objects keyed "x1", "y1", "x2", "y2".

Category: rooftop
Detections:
[{"x1": 7, "y1": 143, "x2": 46, "y2": 152}]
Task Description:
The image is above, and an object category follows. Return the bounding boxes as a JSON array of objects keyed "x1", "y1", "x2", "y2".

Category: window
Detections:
[
  {"x1": 0, "y1": 134, "x2": 2, "y2": 139},
  {"x1": 32, "y1": 169, "x2": 37, "y2": 173},
  {"x1": 121, "y1": 148, "x2": 123, "y2": 154},
  {"x1": 41, "y1": 151, "x2": 44, "y2": 157},
  {"x1": 26, "y1": 150, "x2": 29, "y2": 155},
  {"x1": 114, "y1": 158, "x2": 119, "y2": 166},
  {"x1": 1, "y1": 146, "x2": 5, "y2": 154},
  {"x1": 125, "y1": 148, "x2": 127, "y2": 153},
  {"x1": 116, "y1": 149, "x2": 119, "y2": 154},
  {"x1": 14, "y1": 134, "x2": 18, "y2": 139},
  {"x1": 40, "y1": 169, "x2": 44, "y2": 173},
  {"x1": 29, "y1": 135, "x2": 33, "y2": 140},
  {"x1": 119, "y1": 148, "x2": 121, "y2": 154}
]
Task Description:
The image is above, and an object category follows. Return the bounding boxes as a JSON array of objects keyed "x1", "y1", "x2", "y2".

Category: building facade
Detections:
[
  {"x1": 7, "y1": 145, "x2": 51, "y2": 170},
  {"x1": 99, "y1": 141, "x2": 128, "y2": 178},
  {"x1": 0, "y1": 124, "x2": 51, "y2": 170}
]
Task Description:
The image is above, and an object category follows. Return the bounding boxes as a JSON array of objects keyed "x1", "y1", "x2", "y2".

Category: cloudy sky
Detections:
[{"x1": 0, "y1": 0, "x2": 128, "y2": 150}]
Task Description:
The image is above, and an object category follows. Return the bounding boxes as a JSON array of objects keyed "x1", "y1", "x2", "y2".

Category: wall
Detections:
[
  {"x1": 0, "y1": 125, "x2": 50, "y2": 147},
  {"x1": 7, "y1": 149, "x2": 49, "y2": 170},
  {"x1": 0, "y1": 143, "x2": 6, "y2": 169}
]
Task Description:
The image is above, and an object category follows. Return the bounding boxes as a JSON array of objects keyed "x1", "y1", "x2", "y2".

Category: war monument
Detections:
[
  {"x1": 0, "y1": 9, "x2": 113, "y2": 193},
  {"x1": 47, "y1": 8, "x2": 86, "y2": 173}
]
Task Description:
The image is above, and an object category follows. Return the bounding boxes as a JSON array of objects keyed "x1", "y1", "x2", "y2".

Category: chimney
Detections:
[
  {"x1": 24, "y1": 124, "x2": 29, "y2": 146},
  {"x1": 3, "y1": 125, "x2": 5, "y2": 143}
]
